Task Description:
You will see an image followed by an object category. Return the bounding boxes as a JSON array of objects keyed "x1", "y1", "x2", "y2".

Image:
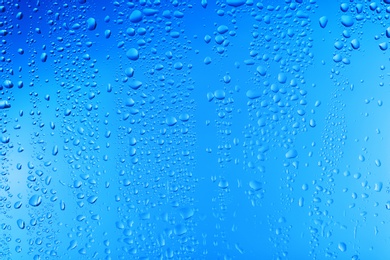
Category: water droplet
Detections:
[
  {"x1": 60, "y1": 200, "x2": 66, "y2": 210},
  {"x1": 256, "y1": 66, "x2": 266, "y2": 76},
  {"x1": 338, "y1": 242, "x2": 347, "y2": 252},
  {"x1": 64, "y1": 109, "x2": 71, "y2": 116},
  {"x1": 16, "y1": 11, "x2": 23, "y2": 20},
  {"x1": 40, "y1": 53, "x2": 47, "y2": 62},
  {"x1": 285, "y1": 149, "x2": 298, "y2": 159},
  {"x1": 179, "y1": 113, "x2": 190, "y2": 122},
  {"x1": 86, "y1": 18, "x2": 97, "y2": 30},
  {"x1": 29, "y1": 195, "x2": 42, "y2": 207},
  {"x1": 14, "y1": 201, "x2": 22, "y2": 209},
  {"x1": 173, "y1": 11, "x2": 184, "y2": 19},
  {"x1": 166, "y1": 116, "x2": 177, "y2": 126},
  {"x1": 379, "y1": 42, "x2": 388, "y2": 51},
  {"x1": 277, "y1": 73, "x2": 287, "y2": 84},
  {"x1": 214, "y1": 90, "x2": 225, "y2": 100},
  {"x1": 139, "y1": 212, "x2": 150, "y2": 220},
  {"x1": 319, "y1": 16, "x2": 328, "y2": 28},
  {"x1": 298, "y1": 197, "x2": 304, "y2": 207},
  {"x1": 87, "y1": 195, "x2": 98, "y2": 204},
  {"x1": 257, "y1": 118, "x2": 266, "y2": 127},
  {"x1": 386, "y1": 27, "x2": 390, "y2": 38},
  {"x1": 17, "y1": 219, "x2": 25, "y2": 229},
  {"x1": 169, "y1": 224, "x2": 186, "y2": 238},
  {"x1": 179, "y1": 207, "x2": 194, "y2": 219},
  {"x1": 296, "y1": 10, "x2": 309, "y2": 19},
  {"x1": 129, "y1": 80, "x2": 142, "y2": 90},
  {"x1": 130, "y1": 10, "x2": 143, "y2": 23},
  {"x1": 52, "y1": 145, "x2": 58, "y2": 156},
  {"x1": 246, "y1": 89, "x2": 261, "y2": 99},
  {"x1": 375, "y1": 159, "x2": 381, "y2": 167},
  {"x1": 126, "y1": 48, "x2": 139, "y2": 60},
  {"x1": 2, "y1": 79, "x2": 13, "y2": 89},
  {"x1": 174, "y1": 62, "x2": 183, "y2": 70},
  {"x1": 226, "y1": 0, "x2": 246, "y2": 7},
  {"x1": 204, "y1": 34, "x2": 211, "y2": 43},
  {"x1": 333, "y1": 54, "x2": 342, "y2": 63},
  {"x1": 374, "y1": 182, "x2": 383, "y2": 192},
  {"x1": 217, "y1": 25, "x2": 228, "y2": 34},
  {"x1": 218, "y1": 179, "x2": 229, "y2": 189},
  {"x1": 105, "y1": 29, "x2": 111, "y2": 39},
  {"x1": 340, "y1": 15, "x2": 354, "y2": 27},
  {"x1": 203, "y1": 56, "x2": 212, "y2": 65},
  {"x1": 340, "y1": 3, "x2": 349, "y2": 12},
  {"x1": 125, "y1": 67, "x2": 135, "y2": 77},
  {"x1": 67, "y1": 240, "x2": 77, "y2": 250},
  {"x1": 249, "y1": 180, "x2": 262, "y2": 191},
  {"x1": 351, "y1": 39, "x2": 360, "y2": 49}
]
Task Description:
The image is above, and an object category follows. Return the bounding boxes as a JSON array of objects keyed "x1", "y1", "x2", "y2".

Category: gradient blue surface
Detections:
[{"x1": 1, "y1": 0, "x2": 389, "y2": 259}]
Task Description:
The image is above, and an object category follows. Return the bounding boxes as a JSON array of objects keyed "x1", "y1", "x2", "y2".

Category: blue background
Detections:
[{"x1": 0, "y1": 0, "x2": 389, "y2": 259}]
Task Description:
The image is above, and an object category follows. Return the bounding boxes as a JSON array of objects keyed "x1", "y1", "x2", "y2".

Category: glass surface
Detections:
[{"x1": 0, "y1": 0, "x2": 388, "y2": 259}]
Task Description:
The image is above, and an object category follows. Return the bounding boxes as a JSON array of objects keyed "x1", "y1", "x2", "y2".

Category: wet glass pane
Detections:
[{"x1": 0, "y1": 0, "x2": 387, "y2": 259}]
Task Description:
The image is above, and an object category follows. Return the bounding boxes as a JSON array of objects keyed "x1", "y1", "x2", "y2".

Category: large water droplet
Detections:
[
  {"x1": 285, "y1": 149, "x2": 298, "y2": 159},
  {"x1": 87, "y1": 195, "x2": 98, "y2": 204},
  {"x1": 338, "y1": 242, "x2": 347, "y2": 252},
  {"x1": 246, "y1": 89, "x2": 261, "y2": 99},
  {"x1": 319, "y1": 16, "x2": 328, "y2": 28},
  {"x1": 249, "y1": 180, "x2": 262, "y2": 191},
  {"x1": 179, "y1": 207, "x2": 194, "y2": 219},
  {"x1": 174, "y1": 224, "x2": 187, "y2": 236},
  {"x1": 17, "y1": 219, "x2": 25, "y2": 229},
  {"x1": 351, "y1": 39, "x2": 360, "y2": 49},
  {"x1": 226, "y1": 0, "x2": 246, "y2": 7},
  {"x1": 130, "y1": 10, "x2": 143, "y2": 23},
  {"x1": 2, "y1": 79, "x2": 13, "y2": 89},
  {"x1": 29, "y1": 195, "x2": 42, "y2": 207},
  {"x1": 86, "y1": 18, "x2": 97, "y2": 30},
  {"x1": 126, "y1": 48, "x2": 139, "y2": 60},
  {"x1": 340, "y1": 15, "x2": 354, "y2": 27},
  {"x1": 166, "y1": 116, "x2": 177, "y2": 126}
]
